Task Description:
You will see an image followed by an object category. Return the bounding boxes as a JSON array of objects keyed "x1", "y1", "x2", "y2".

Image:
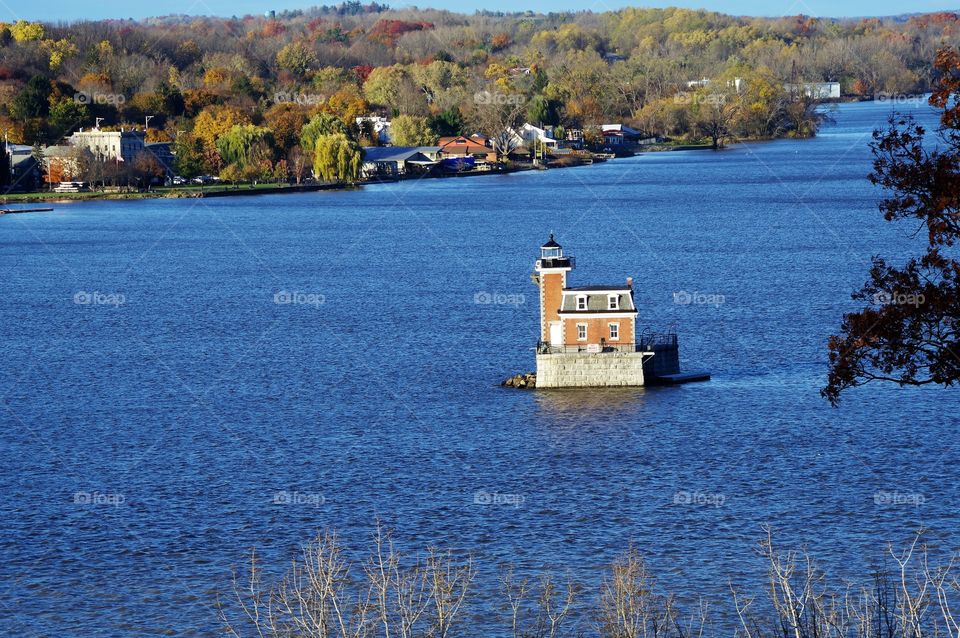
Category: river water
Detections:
[{"x1": 1, "y1": 98, "x2": 956, "y2": 636}]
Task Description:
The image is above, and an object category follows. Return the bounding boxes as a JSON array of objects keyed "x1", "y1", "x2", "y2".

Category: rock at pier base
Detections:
[{"x1": 502, "y1": 373, "x2": 537, "y2": 388}]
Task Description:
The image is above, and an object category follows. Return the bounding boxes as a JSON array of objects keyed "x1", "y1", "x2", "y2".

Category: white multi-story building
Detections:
[{"x1": 67, "y1": 128, "x2": 147, "y2": 163}]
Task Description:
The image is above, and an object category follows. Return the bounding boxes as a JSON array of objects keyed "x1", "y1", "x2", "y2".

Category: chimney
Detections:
[{"x1": 627, "y1": 277, "x2": 633, "y2": 289}]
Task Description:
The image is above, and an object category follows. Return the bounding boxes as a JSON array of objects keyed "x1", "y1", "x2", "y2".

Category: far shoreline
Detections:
[{"x1": 1, "y1": 142, "x2": 725, "y2": 207}]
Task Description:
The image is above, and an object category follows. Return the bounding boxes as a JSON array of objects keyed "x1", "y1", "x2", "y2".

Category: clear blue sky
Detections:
[{"x1": 3, "y1": 0, "x2": 956, "y2": 21}]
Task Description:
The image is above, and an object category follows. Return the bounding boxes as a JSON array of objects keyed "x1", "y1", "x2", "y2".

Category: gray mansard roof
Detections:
[{"x1": 560, "y1": 288, "x2": 636, "y2": 313}]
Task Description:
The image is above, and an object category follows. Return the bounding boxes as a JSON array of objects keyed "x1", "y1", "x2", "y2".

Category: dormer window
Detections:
[
  {"x1": 577, "y1": 295, "x2": 588, "y2": 311},
  {"x1": 608, "y1": 295, "x2": 619, "y2": 310}
]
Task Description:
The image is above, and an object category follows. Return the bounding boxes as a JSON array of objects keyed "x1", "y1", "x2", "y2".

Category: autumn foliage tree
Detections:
[{"x1": 823, "y1": 48, "x2": 960, "y2": 405}]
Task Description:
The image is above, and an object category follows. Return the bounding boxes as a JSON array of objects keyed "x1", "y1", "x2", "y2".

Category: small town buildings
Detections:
[
  {"x1": 511, "y1": 123, "x2": 559, "y2": 150},
  {"x1": 68, "y1": 128, "x2": 147, "y2": 164},
  {"x1": 785, "y1": 81, "x2": 841, "y2": 99},
  {"x1": 4, "y1": 144, "x2": 41, "y2": 191},
  {"x1": 361, "y1": 146, "x2": 439, "y2": 179},
  {"x1": 564, "y1": 128, "x2": 584, "y2": 149},
  {"x1": 532, "y1": 236, "x2": 689, "y2": 387},
  {"x1": 600, "y1": 124, "x2": 658, "y2": 149},
  {"x1": 437, "y1": 136, "x2": 498, "y2": 164},
  {"x1": 356, "y1": 116, "x2": 392, "y2": 144},
  {"x1": 41, "y1": 145, "x2": 84, "y2": 185}
]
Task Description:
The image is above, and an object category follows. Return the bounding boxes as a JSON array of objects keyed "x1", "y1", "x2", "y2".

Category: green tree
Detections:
[
  {"x1": 216, "y1": 124, "x2": 275, "y2": 169},
  {"x1": 362, "y1": 65, "x2": 407, "y2": 107},
  {"x1": 48, "y1": 98, "x2": 89, "y2": 138},
  {"x1": 276, "y1": 42, "x2": 316, "y2": 77},
  {"x1": 429, "y1": 107, "x2": 463, "y2": 137},
  {"x1": 389, "y1": 115, "x2": 435, "y2": 146},
  {"x1": 173, "y1": 135, "x2": 205, "y2": 179},
  {"x1": 219, "y1": 163, "x2": 244, "y2": 185},
  {"x1": 300, "y1": 113, "x2": 351, "y2": 154},
  {"x1": 312, "y1": 133, "x2": 363, "y2": 183},
  {"x1": 10, "y1": 76, "x2": 52, "y2": 121},
  {"x1": 526, "y1": 95, "x2": 561, "y2": 126}
]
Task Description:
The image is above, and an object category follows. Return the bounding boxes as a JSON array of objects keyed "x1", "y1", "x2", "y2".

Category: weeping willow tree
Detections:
[
  {"x1": 312, "y1": 133, "x2": 363, "y2": 183},
  {"x1": 215, "y1": 124, "x2": 275, "y2": 169}
]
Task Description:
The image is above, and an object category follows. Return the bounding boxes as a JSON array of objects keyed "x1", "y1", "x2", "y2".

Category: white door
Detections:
[{"x1": 549, "y1": 322, "x2": 563, "y2": 347}]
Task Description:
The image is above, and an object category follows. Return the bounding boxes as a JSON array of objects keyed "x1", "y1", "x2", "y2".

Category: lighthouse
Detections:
[
  {"x1": 530, "y1": 235, "x2": 689, "y2": 388},
  {"x1": 533, "y1": 234, "x2": 575, "y2": 346}
]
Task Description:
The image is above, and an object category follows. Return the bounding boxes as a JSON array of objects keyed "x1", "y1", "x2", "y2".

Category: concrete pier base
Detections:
[{"x1": 535, "y1": 352, "x2": 653, "y2": 388}]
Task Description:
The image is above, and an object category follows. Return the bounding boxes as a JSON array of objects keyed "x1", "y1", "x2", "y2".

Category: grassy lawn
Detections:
[{"x1": 1, "y1": 182, "x2": 309, "y2": 204}]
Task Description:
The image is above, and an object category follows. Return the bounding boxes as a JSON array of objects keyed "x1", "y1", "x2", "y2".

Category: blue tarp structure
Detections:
[{"x1": 440, "y1": 157, "x2": 475, "y2": 171}]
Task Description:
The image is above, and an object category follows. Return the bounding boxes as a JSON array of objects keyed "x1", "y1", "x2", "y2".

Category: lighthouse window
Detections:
[
  {"x1": 576, "y1": 295, "x2": 587, "y2": 310},
  {"x1": 577, "y1": 324, "x2": 587, "y2": 341},
  {"x1": 609, "y1": 323, "x2": 619, "y2": 340},
  {"x1": 608, "y1": 295, "x2": 619, "y2": 310}
]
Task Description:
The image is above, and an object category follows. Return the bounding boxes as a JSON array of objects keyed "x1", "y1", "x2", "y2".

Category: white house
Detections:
[
  {"x1": 510, "y1": 123, "x2": 559, "y2": 150},
  {"x1": 785, "y1": 82, "x2": 841, "y2": 99},
  {"x1": 356, "y1": 116, "x2": 392, "y2": 145}
]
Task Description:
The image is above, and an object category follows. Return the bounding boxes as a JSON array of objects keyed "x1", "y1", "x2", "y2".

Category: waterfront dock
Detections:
[{"x1": 0, "y1": 207, "x2": 54, "y2": 215}]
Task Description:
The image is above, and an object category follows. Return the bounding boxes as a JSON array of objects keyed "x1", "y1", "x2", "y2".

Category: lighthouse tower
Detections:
[{"x1": 533, "y1": 234, "x2": 574, "y2": 347}]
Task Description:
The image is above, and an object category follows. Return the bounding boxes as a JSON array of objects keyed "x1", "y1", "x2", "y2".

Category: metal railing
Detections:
[
  {"x1": 537, "y1": 341, "x2": 645, "y2": 355},
  {"x1": 638, "y1": 333, "x2": 678, "y2": 350},
  {"x1": 536, "y1": 333, "x2": 677, "y2": 355}
]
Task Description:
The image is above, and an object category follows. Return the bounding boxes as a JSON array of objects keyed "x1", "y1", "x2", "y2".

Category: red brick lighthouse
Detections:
[
  {"x1": 534, "y1": 234, "x2": 638, "y2": 353},
  {"x1": 530, "y1": 235, "x2": 695, "y2": 388}
]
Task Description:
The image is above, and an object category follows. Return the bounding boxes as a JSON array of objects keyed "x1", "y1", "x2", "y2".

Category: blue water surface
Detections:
[{"x1": 1, "y1": 98, "x2": 956, "y2": 636}]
